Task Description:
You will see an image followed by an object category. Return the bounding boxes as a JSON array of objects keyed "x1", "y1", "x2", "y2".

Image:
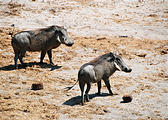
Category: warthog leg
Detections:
[
  {"x1": 47, "y1": 49, "x2": 54, "y2": 65},
  {"x1": 79, "y1": 81, "x2": 85, "y2": 105},
  {"x1": 14, "y1": 51, "x2": 19, "y2": 69},
  {"x1": 85, "y1": 82, "x2": 91, "y2": 102},
  {"x1": 97, "y1": 80, "x2": 101, "y2": 95},
  {"x1": 40, "y1": 50, "x2": 47, "y2": 64},
  {"x1": 18, "y1": 50, "x2": 26, "y2": 65},
  {"x1": 103, "y1": 78, "x2": 113, "y2": 95}
]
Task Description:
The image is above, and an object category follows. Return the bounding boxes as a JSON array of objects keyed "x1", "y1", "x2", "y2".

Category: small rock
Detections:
[
  {"x1": 24, "y1": 109, "x2": 28, "y2": 112},
  {"x1": 135, "y1": 50, "x2": 147, "y2": 57},
  {"x1": 4, "y1": 95, "x2": 11, "y2": 99},
  {"x1": 148, "y1": 14, "x2": 157, "y2": 17},
  {"x1": 31, "y1": 82, "x2": 43, "y2": 90},
  {"x1": 122, "y1": 94, "x2": 133, "y2": 103},
  {"x1": 103, "y1": 109, "x2": 110, "y2": 113},
  {"x1": 15, "y1": 92, "x2": 19, "y2": 95},
  {"x1": 115, "y1": 13, "x2": 119, "y2": 16},
  {"x1": 137, "y1": 53, "x2": 146, "y2": 57},
  {"x1": 97, "y1": 37, "x2": 106, "y2": 40},
  {"x1": 160, "y1": 50, "x2": 168, "y2": 55},
  {"x1": 22, "y1": 81, "x2": 27, "y2": 84},
  {"x1": 119, "y1": 35, "x2": 128, "y2": 38}
]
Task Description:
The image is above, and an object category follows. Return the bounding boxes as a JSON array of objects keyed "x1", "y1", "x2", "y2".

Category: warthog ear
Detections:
[
  {"x1": 110, "y1": 52, "x2": 115, "y2": 58},
  {"x1": 107, "y1": 52, "x2": 115, "y2": 62},
  {"x1": 60, "y1": 26, "x2": 64, "y2": 29},
  {"x1": 113, "y1": 51, "x2": 119, "y2": 56},
  {"x1": 110, "y1": 51, "x2": 113, "y2": 54}
]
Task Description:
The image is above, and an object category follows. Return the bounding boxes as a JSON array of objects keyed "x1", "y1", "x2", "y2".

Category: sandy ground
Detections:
[{"x1": 0, "y1": 0, "x2": 168, "y2": 120}]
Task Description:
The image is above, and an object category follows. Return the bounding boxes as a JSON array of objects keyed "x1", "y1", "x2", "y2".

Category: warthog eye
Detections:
[{"x1": 116, "y1": 58, "x2": 120, "y2": 61}]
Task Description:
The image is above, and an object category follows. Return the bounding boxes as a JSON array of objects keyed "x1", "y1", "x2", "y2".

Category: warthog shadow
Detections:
[
  {"x1": 0, "y1": 62, "x2": 62, "y2": 71},
  {"x1": 63, "y1": 93, "x2": 112, "y2": 106}
]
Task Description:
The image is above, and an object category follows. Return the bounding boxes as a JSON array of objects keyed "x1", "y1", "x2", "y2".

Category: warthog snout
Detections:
[
  {"x1": 66, "y1": 42, "x2": 74, "y2": 46},
  {"x1": 123, "y1": 67, "x2": 132, "y2": 73},
  {"x1": 65, "y1": 39, "x2": 74, "y2": 46}
]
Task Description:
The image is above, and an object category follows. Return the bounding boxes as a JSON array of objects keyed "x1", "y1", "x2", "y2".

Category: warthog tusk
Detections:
[
  {"x1": 114, "y1": 62, "x2": 122, "y2": 71},
  {"x1": 57, "y1": 35, "x2": 61, "y2": 43}
]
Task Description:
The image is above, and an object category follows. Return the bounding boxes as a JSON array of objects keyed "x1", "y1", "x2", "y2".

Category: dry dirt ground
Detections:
[{"x1": 0, "y1": 0, "x2": 168, "y2": 120}]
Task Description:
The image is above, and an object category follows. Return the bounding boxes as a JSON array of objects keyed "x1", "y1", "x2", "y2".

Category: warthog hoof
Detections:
[
  {"x1": 50, "y1": 62, "x2": 54, "y2": 66},
  {"x1": 86, "y1": 96, "x2": 89, "y2": 102},
  {"x1": 15, "y1": 66, "x2": 18, "y2": 69},
  {"x1": 96, "y1": 92, "x2": 101, "y2": 96},
  {"x1": 109, "y1": 92, "x2": 114, "y2": 96},
  {"x1": 39, "y1": 61, "x2": 44, "y2": 64},
  {"x1": 81, "y1": 101, "x2": 84, "y2": 106}
]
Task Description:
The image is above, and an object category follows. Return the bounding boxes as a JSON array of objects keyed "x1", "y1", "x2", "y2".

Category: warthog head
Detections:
[
  {"x1": 56, "y1": 26, "x2": 74, "y2": 46},
  {"x1": 109, "y1": 52, "x2": 132, "y2": 73}
]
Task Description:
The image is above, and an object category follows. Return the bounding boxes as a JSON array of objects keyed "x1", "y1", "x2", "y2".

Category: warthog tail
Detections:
[{"x1": 65, "y1": 79, "x2": 78, "y2": 91}]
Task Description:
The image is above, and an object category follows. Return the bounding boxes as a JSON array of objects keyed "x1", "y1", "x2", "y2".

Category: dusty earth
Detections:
[{"x1": 0, "y1": 0, "x2": 168, "y2": 120}]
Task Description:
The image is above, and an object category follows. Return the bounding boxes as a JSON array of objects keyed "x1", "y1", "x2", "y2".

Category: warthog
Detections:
[
  {"x1": 68, "y1": 52, "x2": 132, "y2": 105},
  {"x1": 11, "y1": 25, "x2": 74, "y2": 68}
]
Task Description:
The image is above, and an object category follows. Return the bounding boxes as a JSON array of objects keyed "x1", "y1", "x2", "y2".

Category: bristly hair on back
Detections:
[
  {"x1": 39, "y1": 25, "x2": 63, "y2": 32},
  {"x1": 88, "y1": 52, "x2": 113, "y2": 65}
]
